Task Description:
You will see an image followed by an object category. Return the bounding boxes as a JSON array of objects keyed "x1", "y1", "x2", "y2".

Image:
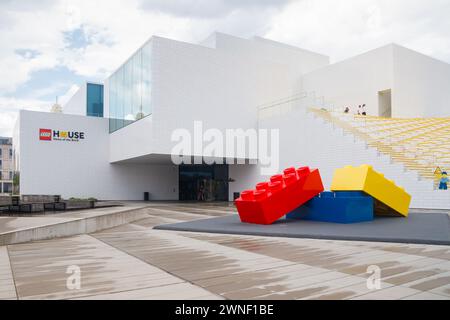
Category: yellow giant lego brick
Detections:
[{"x1": 330, "y1": 165, "x2": 411, "y2": 217}]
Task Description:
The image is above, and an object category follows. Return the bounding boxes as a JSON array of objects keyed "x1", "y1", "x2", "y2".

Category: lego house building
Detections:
[{"x1": 13, "y1": 33, "x2": 450, "y2": 209}]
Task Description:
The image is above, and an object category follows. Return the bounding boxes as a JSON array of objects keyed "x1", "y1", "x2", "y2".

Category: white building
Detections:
[
  {"x1": 302, "y1": 43, "x2": 450, "y2": 118},
  {"x1": 13, "y1": 32, "x2": 450, "y2": 208}
]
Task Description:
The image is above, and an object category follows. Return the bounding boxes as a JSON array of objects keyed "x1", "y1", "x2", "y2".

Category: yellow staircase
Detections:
[{"x1": 310, "y1": 108, "x2": 450, "y2": 183}]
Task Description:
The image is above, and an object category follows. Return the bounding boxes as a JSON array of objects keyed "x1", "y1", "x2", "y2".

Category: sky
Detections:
[{"x1": 1, "y1": 0, "x2": 450, "y2": 136}]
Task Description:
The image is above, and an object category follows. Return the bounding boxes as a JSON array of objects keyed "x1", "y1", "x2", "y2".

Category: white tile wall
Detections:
[{"x1": 253, "y1": 108, "x2": 450, "y2": 209}]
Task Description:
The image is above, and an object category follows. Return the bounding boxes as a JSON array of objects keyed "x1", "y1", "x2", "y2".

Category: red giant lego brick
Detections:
[{"x1": 235, "y1": 167, "x2": 324, "y2": 225}]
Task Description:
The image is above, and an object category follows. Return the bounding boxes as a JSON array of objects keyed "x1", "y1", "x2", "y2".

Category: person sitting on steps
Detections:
[{"x1": 361, "y1": 104, "x2": 367, "y2": 116}]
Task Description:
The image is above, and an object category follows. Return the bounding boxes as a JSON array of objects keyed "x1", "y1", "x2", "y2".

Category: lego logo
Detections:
[{"x1": 39, "y1": 129, "x2": 52, "y2": 141}]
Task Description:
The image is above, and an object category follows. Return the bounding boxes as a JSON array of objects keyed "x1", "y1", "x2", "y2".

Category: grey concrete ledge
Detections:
[{"x1": 0, "y1": 206, "x2": 150, "y2": 246}]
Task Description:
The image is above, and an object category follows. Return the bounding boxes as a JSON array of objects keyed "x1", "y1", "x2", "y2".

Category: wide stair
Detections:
[{"x1": 310, "y1": 108, "x2": 450, "y2": 185}]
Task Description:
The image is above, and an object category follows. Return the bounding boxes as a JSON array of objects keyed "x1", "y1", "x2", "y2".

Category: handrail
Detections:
[
  {"x1": 256, "y1": 92, "x2": 308, "y2": 110},
  {"x1": 256, "y1": 91, "x2": 335, "y2": 121}
]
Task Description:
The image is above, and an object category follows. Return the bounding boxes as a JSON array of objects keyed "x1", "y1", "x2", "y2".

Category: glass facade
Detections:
[
  {"x1": 109, "y1": 40, "x2": 152, "y2": 133},
  {"x1": 86, "y1": 83, "x2": 104, "y2": 117}
]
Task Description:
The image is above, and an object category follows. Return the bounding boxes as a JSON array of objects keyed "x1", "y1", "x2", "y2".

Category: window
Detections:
[
  {"x1": 0, "y1": 160, "x2": 2, "y2": 170},
  {"x1": 109, "y1": 40, "x2": 152, "y2": 132},
  {"x1": 9, "y1": 148, "x2": 12, "y2": 159},
  {"x1": 0, "y1": 148, "x2": 2, "y2": 158},
  {"x1": 86, "y1": 83, "x2": 104, "y2": 117},
  {"x1": 9, "y1": 171, "x2": 13, "y2": 180},
  {"x1": 3, "y1": 182, "x2": 12, "y2": 193}
]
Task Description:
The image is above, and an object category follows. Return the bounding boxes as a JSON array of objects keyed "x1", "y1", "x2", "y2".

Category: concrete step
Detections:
[{"x1": 0, "y1": 204, "x2": 151, "y2": 246}]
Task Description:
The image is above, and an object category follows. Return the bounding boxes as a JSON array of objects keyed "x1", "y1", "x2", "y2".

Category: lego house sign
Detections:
[{"x1": 39, "y1": 128, "x2": 86, "y2": 142}]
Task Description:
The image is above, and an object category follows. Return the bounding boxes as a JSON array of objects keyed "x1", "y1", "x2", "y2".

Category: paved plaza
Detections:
[{"x1": 0, "y1": 202, "x2": 449, "y2": 300}]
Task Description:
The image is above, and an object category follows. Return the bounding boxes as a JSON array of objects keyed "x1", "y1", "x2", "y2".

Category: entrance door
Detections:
[
  {"x1": 179, "y1": 165, "x2": 229, "y2": 201},
  {"x1": 378, "y1": 89, "x2": 392, "y2": 118}
]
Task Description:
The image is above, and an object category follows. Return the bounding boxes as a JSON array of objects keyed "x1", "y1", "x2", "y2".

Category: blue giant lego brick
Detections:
[{"x1": 286, "y1": 191, "x2": 374, "y2": 224}]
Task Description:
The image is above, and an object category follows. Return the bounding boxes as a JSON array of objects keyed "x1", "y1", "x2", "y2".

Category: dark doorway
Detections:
[
  {"x1": 378, "y1": 89, "x2": 392, "y2": 118},
  {"x1": 179, "y1": 165, "x2": 229, "y2": 201}
]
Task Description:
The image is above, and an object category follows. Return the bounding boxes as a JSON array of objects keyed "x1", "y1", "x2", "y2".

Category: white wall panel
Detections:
[
  {"x1": 392, "y1": 45, "x2": 450, "y2": 117},
  {"x1": 63, "y1": 83, "x2": 87, "y2": 116},
  {"x1": 17, "y1": 110, "x2": 177, "y2": 200},
  {"x1": 302, "y1": 45, "x2": 394, "y2": 116}
]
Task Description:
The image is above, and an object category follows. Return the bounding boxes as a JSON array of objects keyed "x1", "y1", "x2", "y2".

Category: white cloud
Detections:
[
  {"x1": 0, "y1": 0, "x2": 293, "y2": 91},
  {"x1": 0, "y1": 84, "x2": 80, "y2": 136},
  {"x1": 59, "y1": 0, "x2": 195, "y2": 78},
  {"x1": 0, "y1": 96, "x2": 51, "y2": 136},
  {"x1": 265, "y1": 0, "x2": 450, "y2": 63},
  {"x1": 138, "y1": 0, "x2": 291, "y2": 18},
  {"x1": 0, "y1": 2, "x2": 66, "y2": 93},
  {"x1": 0, "y1": 111, "x2": 18, "y2": 137}
]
